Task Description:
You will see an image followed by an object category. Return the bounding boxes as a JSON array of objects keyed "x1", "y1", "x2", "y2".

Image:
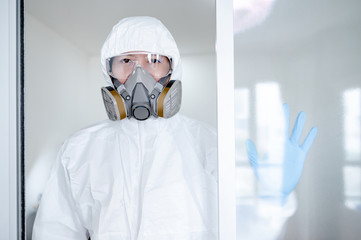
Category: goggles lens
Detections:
[{"x1": 107, "y1": 53, "x2": 171, "y2": 83}]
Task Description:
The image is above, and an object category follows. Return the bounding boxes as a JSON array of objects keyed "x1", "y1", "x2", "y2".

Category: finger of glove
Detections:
[
  {"x1": 290, "y1": 111, "x2": 306, "y2": 145},
  {"x1": 283, "y1": 103, "x2": 290, "y2": 136},
  {"x1": 301, "y1": 126, "x2": 318, "y2": 153},
  {"x1": 246, "y1": 139, "x2": 259, "y2": 168}
]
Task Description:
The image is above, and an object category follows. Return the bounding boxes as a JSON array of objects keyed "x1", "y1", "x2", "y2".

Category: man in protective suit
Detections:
[{"x1": 32, "y1": 16, "x2": 219, "y2": 240}]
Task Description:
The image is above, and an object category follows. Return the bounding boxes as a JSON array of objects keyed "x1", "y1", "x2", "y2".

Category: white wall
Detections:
[
  {"x1": 24, "y1": 13, "x2": 106, "y2": 238},
  {"x1": 181, "y1": 53, "x2": 217, "y2": 127}
]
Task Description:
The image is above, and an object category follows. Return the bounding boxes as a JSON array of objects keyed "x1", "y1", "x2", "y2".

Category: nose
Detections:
[{"x1": 130, "y1": 64, "x2": 162, "y2": 82}]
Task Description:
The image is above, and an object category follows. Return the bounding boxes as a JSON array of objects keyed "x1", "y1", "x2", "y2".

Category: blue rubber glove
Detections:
[{"x1": 246, "y1": 103, "x2": 317, "y2": 202}]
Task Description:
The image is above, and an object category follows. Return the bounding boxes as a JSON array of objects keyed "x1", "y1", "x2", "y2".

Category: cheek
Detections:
[
  {"x1": 153, "y1": 75, "x2": 161, "y2": 82},
  {"x1": 118, "y1": 79, "x2": 127, "y2": 84},
  {"x1": 112, "y1": 69, "x2": 129, "y2": 84},
  {"x1": 149, "y1": 71, "x2": 165, "y2": 82}
]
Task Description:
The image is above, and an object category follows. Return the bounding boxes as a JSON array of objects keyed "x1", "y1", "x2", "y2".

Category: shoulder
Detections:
[
  {"x1": 174, "y1": 114, "x2": 216, "y2": 132},
  {"x1": 58, "y1": 119, "x2": 128, "y2": 161},
  {"x1": 64, "y1": 120, "x2": 118, "y2": 146},
  {"x1": 173, "y1": 114, "x2": 217, "y2": 138},
  {"x1": 57, "y1": 119, "x2": 129, "y2": 169},
  {"x1": 170, "y1": 114, "x2": 217, "y2": 151}
]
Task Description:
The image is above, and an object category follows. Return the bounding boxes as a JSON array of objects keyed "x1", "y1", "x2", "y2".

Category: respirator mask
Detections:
[{"x1": 101, "y1": 52, "x2": 182, "y2": 121}]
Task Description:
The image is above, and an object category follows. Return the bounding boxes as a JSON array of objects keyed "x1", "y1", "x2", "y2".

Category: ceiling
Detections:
[
  {"x1": 25, "y1": 0, "x2": 361, "y2": 56},
  {"x1": 25, "y1": 0, "x2": 216, "y2": 56}
]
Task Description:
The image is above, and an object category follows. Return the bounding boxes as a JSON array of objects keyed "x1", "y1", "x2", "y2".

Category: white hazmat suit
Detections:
[{"x1": 32, "y1": 17, "x2": 219, "y2": 240}]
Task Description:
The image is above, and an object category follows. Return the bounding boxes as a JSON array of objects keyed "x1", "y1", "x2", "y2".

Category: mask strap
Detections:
[
  {"x1": 111, "y1": 77, "x2": 122, "y2": 89},
  {"x1": 158, "y1": 74, "x2": 171, "y2": 86}
]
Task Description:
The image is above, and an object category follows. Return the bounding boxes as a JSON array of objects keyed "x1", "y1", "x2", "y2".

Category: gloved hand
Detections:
[{"x1": 246, "y1": 103, "x2": 317, "y2": 203}]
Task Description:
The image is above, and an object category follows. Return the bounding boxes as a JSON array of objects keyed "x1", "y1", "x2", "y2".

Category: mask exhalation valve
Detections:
[{"x1": 132, "y1": 105, "x2": 151, "y2": 120}]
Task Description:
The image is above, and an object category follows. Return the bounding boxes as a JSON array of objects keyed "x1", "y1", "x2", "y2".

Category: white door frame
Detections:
[
  {"x1": 0, "y1": 0, "x2": 21, "y2": 239},
  {"x1": 216, "y1": 0, "x2": 236, "y2": 239}
]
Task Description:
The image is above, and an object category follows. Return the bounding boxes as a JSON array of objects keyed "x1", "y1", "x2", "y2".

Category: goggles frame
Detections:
[{"x1": 106, "y1": 51, "x2": 173, "y2": 80}]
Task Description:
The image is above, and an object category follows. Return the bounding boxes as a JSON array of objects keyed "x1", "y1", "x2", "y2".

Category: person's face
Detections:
[{"x1": 109, "y1": 52, "x2": 171, "y2": 84}]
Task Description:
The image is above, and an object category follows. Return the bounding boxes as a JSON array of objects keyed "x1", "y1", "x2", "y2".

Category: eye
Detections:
[
  {"x1": 120, "y1": 58, "x2": 131, "y2": 64},
  {"x1": 148, "y1": 54, "x2": 164, "y2": 64},
  {"x1": 151, "y1": 58, "x2": 161, "y2": 64}
]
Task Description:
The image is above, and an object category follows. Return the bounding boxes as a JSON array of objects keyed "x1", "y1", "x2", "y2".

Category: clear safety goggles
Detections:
[{"x1": 107, "y1": 52, "x2": 172, "y2": 83}]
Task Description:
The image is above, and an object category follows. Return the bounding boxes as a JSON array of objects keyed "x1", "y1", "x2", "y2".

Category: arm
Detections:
[{"x1": 32, "y1": 144, "x2": 88, "y2": 240}]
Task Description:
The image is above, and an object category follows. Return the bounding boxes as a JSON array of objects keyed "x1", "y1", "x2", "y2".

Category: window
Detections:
[{"x1": 343, "y1": 88, "x2": 361, "y2": 211}]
